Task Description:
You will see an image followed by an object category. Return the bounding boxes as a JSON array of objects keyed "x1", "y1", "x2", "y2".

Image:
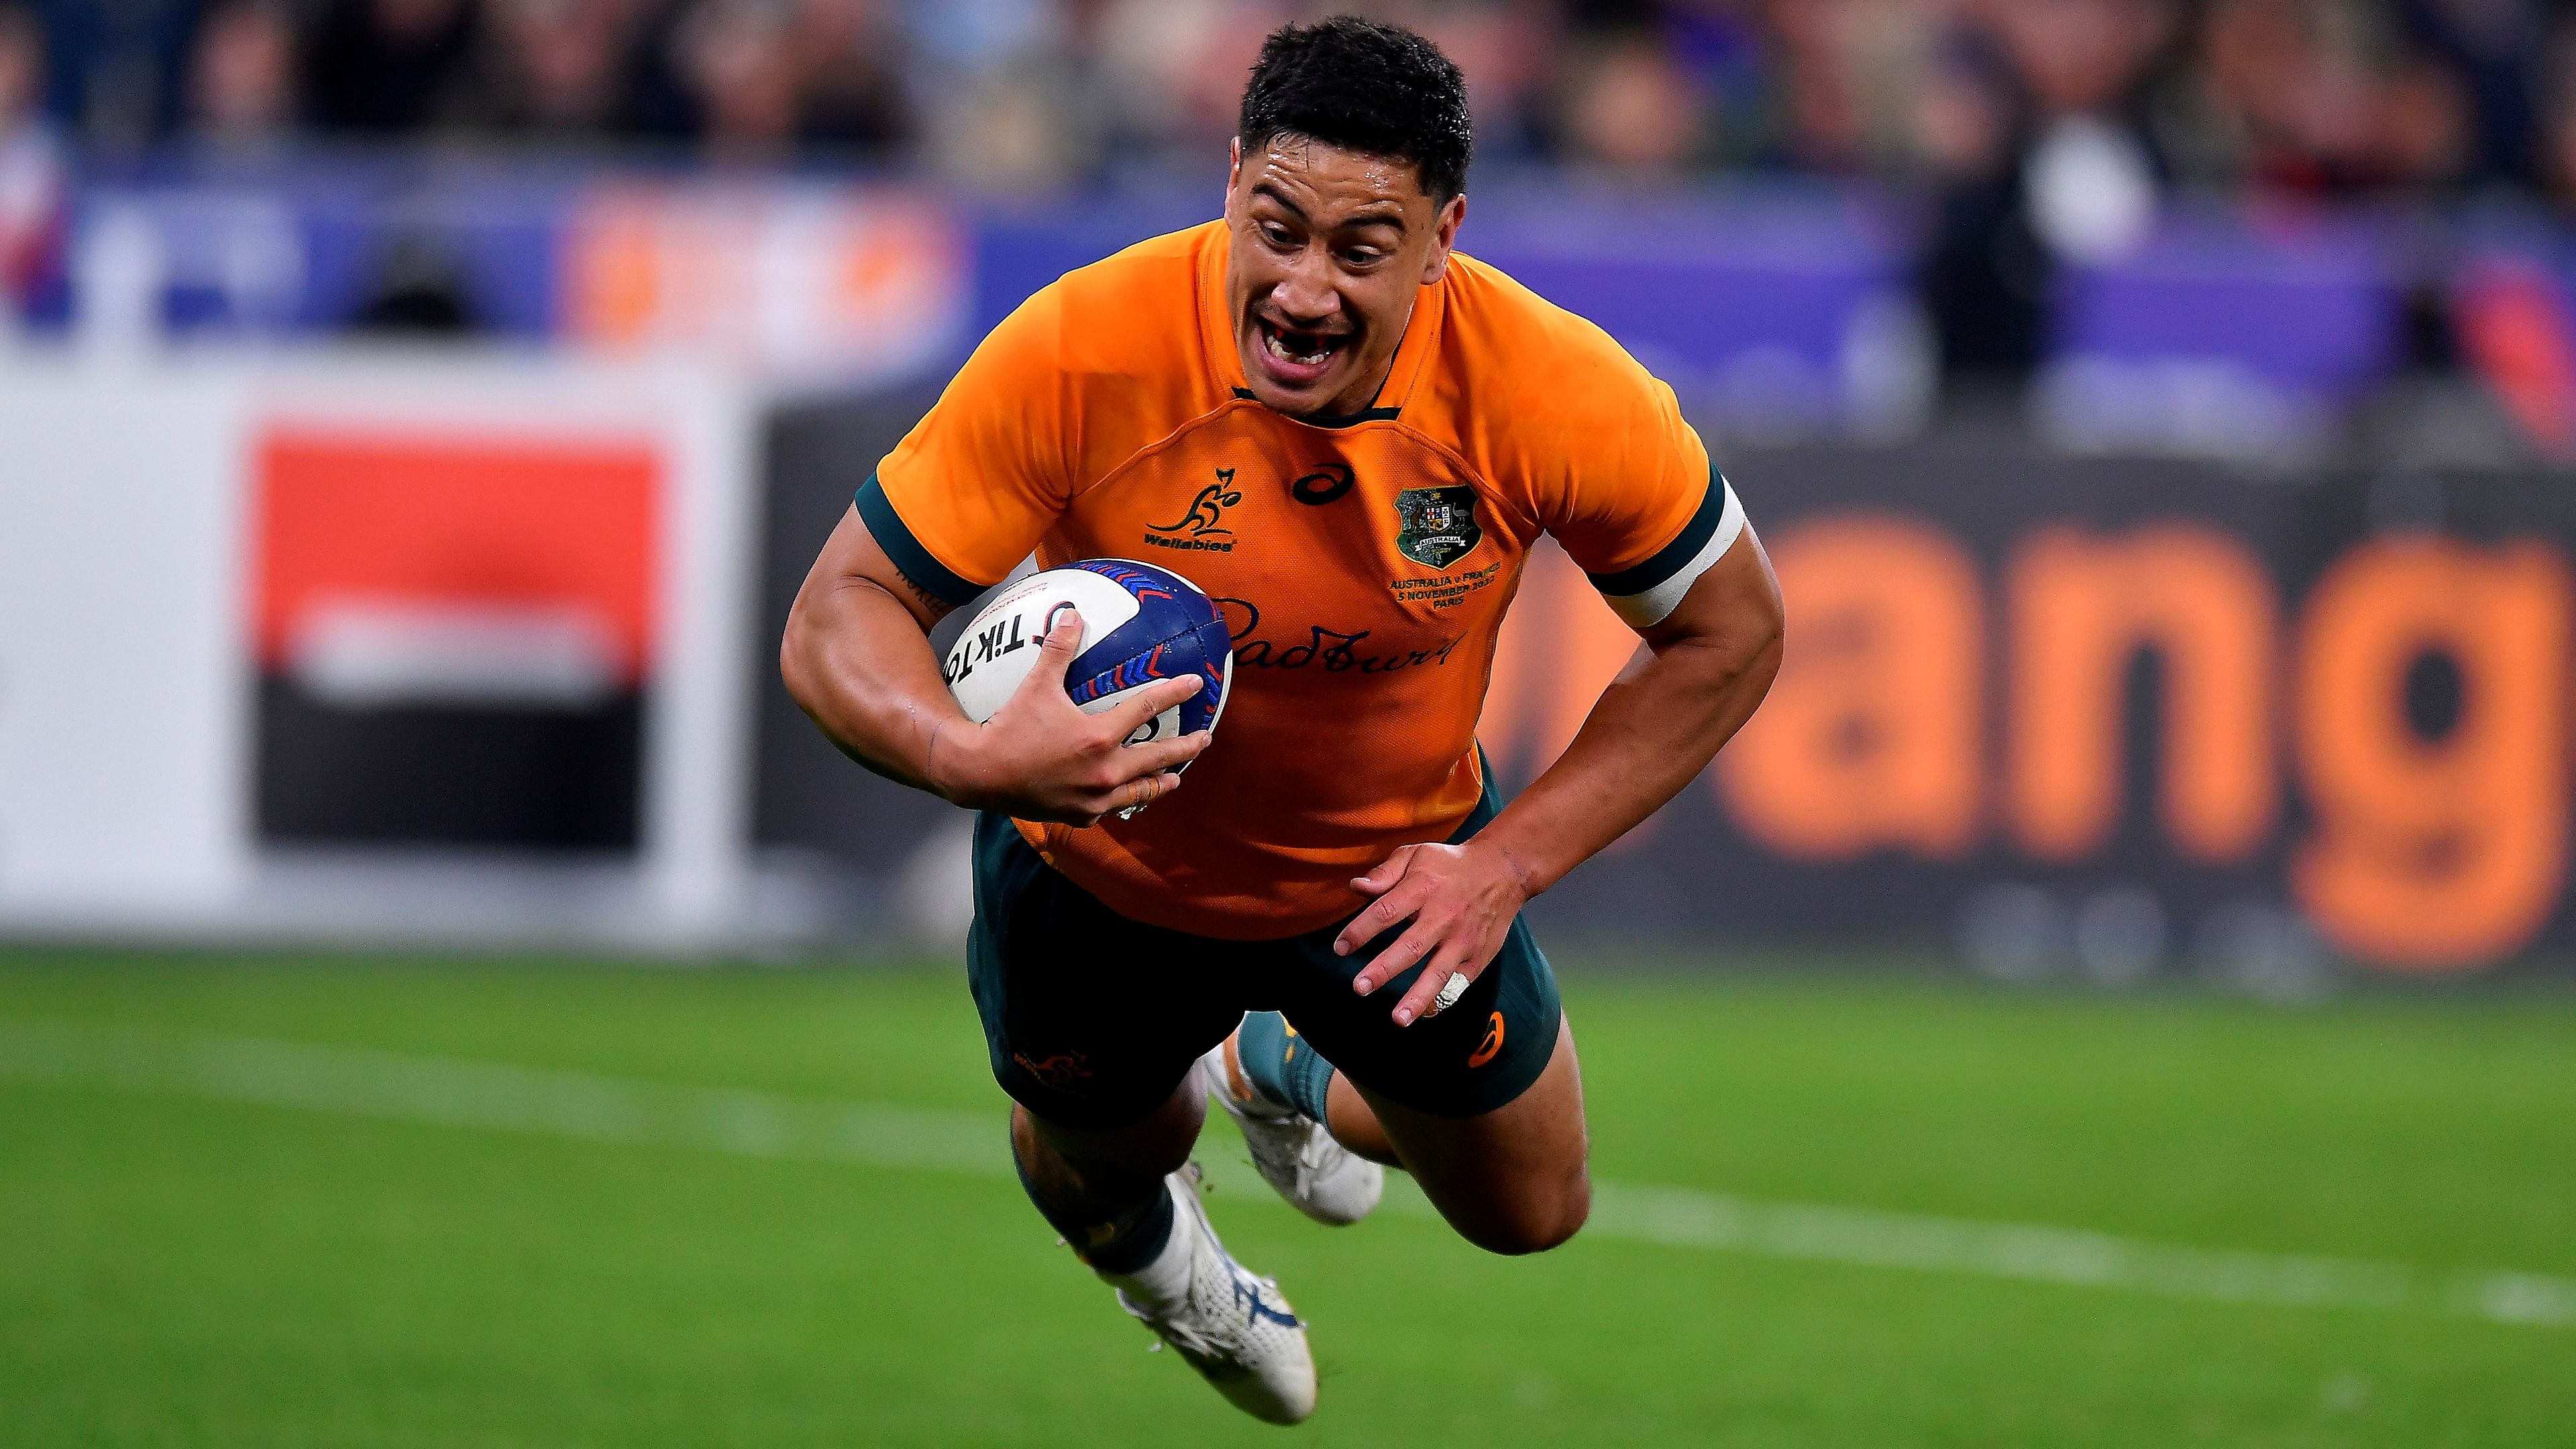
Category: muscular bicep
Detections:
[
  {"x1": 780, "y1": 504, "x2": 975, "y2": 790},
  {"x1": 796, "y1": 504, "x2": 959, "y2": 636},
  {"x1": 1637, "y1": 520, "x2": 1782, "y2": 662}
]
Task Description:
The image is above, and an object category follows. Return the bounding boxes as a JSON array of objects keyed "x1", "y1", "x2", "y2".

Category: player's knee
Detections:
[
  {"x1": 1010, "y1": 1089, "x2": 1201, "y2": 1185},
  {"x1": 1462, "y1": 1171, "x2": 1591, "y2": 1256}
]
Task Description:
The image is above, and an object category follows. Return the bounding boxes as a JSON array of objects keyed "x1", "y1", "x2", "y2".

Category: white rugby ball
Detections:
[{"x1": 942, "y1": 562, "x2": 1233, "y2": 746}]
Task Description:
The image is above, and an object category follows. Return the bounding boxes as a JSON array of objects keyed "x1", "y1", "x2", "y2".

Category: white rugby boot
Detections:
[
  {"x1": 1200, "y1": 1030, "x2": 1384, "y2": 1227},
  {"x1": 1102, "y1": 1163, "x2": 1318, "y2": 1425}
]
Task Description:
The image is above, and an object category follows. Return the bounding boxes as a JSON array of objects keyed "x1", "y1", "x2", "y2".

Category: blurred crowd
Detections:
[{"x1": 0, "y1": 0, "x2": 2573, "y2": 201}]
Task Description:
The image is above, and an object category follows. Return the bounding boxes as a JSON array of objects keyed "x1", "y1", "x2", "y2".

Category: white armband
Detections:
[{"x1": 1591, "y1": 476, "x2": 1747, "y2": 628}]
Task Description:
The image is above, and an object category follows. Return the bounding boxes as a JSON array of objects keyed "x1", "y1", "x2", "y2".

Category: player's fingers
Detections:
[
  {"x1": 1333, "y1": 876, "x2": 1423, "y2": 957},
  {"x1": 1026, "y1": 610, "x2": 1083, "y2": 686},
  {"x1": 1121, "y1": 730, "x2": 1210, "y2": 777},
  {"x1": 1391, "y1": 943, "x2": 1494, "y2": 1020},
  {"x1": 1124, "y1": 771, "x2": 1177, "y2": 813},
  {"x1": 1348, "y1": 846, "x2": 1416, "y2": 898},
  {"x1": 1097, "y1": 673, "x2": 1203, "y2": 740},
  {"x1": 1414, "y1": 966, "x2": 1472, "y2": 1020},
  {"x1": 1350, "y1": 918, "x2": 1441, "y2": 996},
  {"x1": 1393, "y1": 950, "x2": 1479, "y2": 1026},
  {"x1": 1083, "y1": 769, "x2": 1175, "y2": 820}
]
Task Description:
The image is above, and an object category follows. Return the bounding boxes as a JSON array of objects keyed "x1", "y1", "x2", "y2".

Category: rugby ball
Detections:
[{"x1": 943, "y1": 559, "x2": 1232, "y2": 747}]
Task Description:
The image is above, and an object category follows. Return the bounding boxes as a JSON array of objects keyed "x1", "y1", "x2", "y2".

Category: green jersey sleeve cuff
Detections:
[
  {"x1": 1585, "y1": 472, "x2": 1747, "y2": 629},
  {"x1": 855, "y1": 474, "x2": 987, "y2": 608}
]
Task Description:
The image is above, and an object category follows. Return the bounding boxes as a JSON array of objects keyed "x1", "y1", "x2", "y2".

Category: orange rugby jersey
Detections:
[{"x1": 861, "y1": 220, "x2": 1746, "y2": 939}]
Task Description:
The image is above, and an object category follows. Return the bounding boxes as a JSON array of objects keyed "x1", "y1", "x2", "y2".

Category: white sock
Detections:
[{"x1": 1097, "y1": 1180, "x2": 1195, "y2": 1310}]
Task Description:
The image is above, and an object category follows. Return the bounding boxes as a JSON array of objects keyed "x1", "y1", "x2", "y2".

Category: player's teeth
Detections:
[{"x1": 1267, "y1": 329, "x2": 1328, "y2": 367}]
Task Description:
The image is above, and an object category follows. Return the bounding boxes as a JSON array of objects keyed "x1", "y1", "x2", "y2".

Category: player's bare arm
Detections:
[
  {"x1": 1338, "y1": 531, "x2": 1785, "y2": 1023},
  {"x1": 780, "y1": 506, "x2": 1208, "y2": 824}
]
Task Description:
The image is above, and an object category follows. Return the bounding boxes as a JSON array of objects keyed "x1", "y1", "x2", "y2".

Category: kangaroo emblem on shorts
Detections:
[{"x1": 1014, "y1": 1050, "x2": 1095, "y2": 1090}]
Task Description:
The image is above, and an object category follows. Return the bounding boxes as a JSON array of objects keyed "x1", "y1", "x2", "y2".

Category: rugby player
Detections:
[{"x1": 782, "y1": 17, "x2": 1784, "y2": 1425}]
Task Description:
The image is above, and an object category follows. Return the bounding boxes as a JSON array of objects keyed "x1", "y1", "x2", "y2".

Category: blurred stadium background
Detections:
[{"x1": 2, "y1": 0, "x2": 2573, "y2": 1443}]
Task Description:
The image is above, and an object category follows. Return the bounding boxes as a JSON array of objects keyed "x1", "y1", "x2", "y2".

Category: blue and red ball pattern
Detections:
[{"x1": 1061, "y1": 559, "x2": 1231, "y2": 737}]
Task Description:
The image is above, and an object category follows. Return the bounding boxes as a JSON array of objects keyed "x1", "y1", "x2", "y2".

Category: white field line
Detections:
[{"x1": 2, "y1": 1017, "x2": 2569, "y2": 1331}]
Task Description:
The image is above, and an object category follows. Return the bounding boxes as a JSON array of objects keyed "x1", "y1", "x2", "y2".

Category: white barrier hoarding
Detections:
[
  {"x1": 0, "y1": 361, "x2": 245, "y2": 913},
  {"x1": 0, "y1": 350, "x2": 758, "y2": 946}
]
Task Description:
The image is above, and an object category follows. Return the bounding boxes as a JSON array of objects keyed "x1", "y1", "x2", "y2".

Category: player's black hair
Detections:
[{"x1": 1238, "y1": 17, "x2": 1472, "y2": 205}]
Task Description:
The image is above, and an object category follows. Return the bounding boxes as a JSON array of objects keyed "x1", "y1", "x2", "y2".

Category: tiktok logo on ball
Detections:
[{"x1": 944, "y1": 611, "x2": 1032, "y2": 686}]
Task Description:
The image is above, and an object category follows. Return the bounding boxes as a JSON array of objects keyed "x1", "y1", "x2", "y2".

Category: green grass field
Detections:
[{"x1": 3, "y1": 947, "x2": 2571, "y2": 1447}]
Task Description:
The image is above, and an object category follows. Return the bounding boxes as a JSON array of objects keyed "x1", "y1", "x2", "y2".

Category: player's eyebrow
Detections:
[
  {"x1": 1250, "y1": 182, "x2": 1311, "y2": 223},
  {"x1": 1252, "y1": 180, "x2": 1407, "y2": 235}
]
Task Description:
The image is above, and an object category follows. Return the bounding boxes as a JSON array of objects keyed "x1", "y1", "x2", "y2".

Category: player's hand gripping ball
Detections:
[{"x1": 944, "y1": 559, "x2": 1234, "y2": 755}]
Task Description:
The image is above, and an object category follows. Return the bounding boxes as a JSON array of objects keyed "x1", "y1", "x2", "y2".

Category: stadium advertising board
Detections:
[
  {"x1": 64, "y1": 177, "x2": 970, "y2": 382},
  {"x1": 753, "y1": 398, "x2": 2576, "y2": 978},
  {"x1": 250, "y1": 427, "x2": 662, "y2": 849},
  {"x1": 1501, "y1": 443, "x2": 2576, "y2": 979},
  {"x1": 0, "y1": 353, "x2": 759, "y2": 942}
]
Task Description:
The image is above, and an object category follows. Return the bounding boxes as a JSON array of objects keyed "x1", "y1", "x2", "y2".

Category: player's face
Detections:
[{"x1": 1223, "y1": 136, "x2": 1466, "y2": 419}]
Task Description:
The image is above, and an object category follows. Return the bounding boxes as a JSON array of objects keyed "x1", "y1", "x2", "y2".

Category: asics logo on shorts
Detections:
[{"x1": 1468, "y1": 1012, "x2": 1505, "y2": 1068}]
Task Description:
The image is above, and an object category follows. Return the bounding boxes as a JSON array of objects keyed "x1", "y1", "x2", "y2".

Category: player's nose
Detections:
[{"x1": 1270, "y1": 254, "x2": 1344, "y2": 324}]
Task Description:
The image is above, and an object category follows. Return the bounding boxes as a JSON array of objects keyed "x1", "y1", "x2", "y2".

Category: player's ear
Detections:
[
  {"x1": 1420, "y1": 193, "x2": 1466, "y2": 284},
  {"x1": 1224, "y1": 137, "x2": 1245, "y2": 211}
]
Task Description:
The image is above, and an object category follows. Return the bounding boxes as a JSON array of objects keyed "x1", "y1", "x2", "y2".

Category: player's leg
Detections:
[
  {"x1": 1199, "y1": 1012, "x2": 1385, "y2": 1224},
  {"x1": 1004, "y1": 1085, "x2": 1318, "y2": 1426},
  {"x1": 1320, "y1": 1072, "x2": 1399, "y2": 1163},
  {"x1": 1006, "y1": 1078, "x2": 1203, "y2": 1273},
  {"x1": 967, "y1": 811, "x2": 1318, "y2": 1424},
  {"x1": 1336, "y1": 1014, "x2": 1589, "y2": 1254},
  {"x1": 1212, "y1": 1009, "x2": 1399, "y2": 1166},
  {"x1": 1215, "y1": 1004, "x2": 1587, "y2": 1252},
  {"x1": 1258, "y1": 864, "x2": 1588, "y2": 1254}
]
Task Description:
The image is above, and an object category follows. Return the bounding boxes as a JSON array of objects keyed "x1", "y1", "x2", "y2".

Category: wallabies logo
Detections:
[
  {"x1": 1012, "y1": 1050, "x2": 1095, "y2": 1091},
  {"x1": 1144, "y1": 469, "x2": 1243, "y2": 553},
  {"x1": 1154, "y1": 470, "x2": 1242, "y2": 536},
  {"x1": 1394, "y1": 486, "x2": 1482, "y2": 569}
]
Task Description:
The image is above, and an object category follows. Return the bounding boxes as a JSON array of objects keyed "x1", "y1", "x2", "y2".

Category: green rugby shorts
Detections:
[{"x1": 965, "y1": 767, "x2": 1564, "y2": 1131}]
